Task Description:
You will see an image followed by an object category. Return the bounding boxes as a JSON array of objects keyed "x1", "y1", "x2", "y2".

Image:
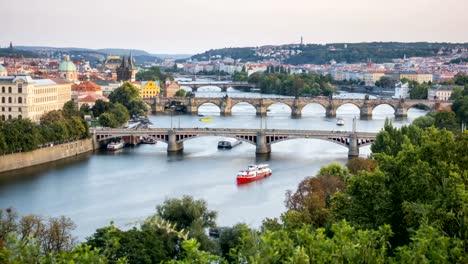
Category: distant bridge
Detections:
[
  {"x1": 144, "y1": 96, "x2": 451, "y2": 119},
  {"x1": 174, "y1": 73, "x2": 231, "y2": 81},
  {"x1": 177, "y1": 81, "x2": 258, "y2": 92},
  {"x1": 92, "y1": 127, "x2": 378, "y2": 158}
]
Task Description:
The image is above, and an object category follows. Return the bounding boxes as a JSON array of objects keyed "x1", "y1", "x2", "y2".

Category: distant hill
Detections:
[
  {"x1": 188, "y1": 42, "x2": 468, "y2": 65},
  {"x1": 0, "y1": 48, "x2": 39, "y2": 58},
  {"x1": 97, "y1": 49, "x2": 151, "y2": 56}
]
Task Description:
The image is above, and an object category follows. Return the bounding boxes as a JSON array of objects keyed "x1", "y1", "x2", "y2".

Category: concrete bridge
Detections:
[
  {"x1": 144, "y1": 96, "x2": 451, "y2": 119},
  {"x1": 177, "y1": 82, "x2": 258, "y2": 92},
  {"x1": 174, "y1": 74, "x2": 231, "y2": 81},
  {"x1": 92, "y1": 127, "x2": 377, "y2": 158}
]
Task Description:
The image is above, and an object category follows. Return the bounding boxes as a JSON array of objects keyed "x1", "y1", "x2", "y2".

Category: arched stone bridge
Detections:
[
  {"x1": 92, "y1": 127, "x2": 377, "y2": 158},
  {"x1": 177, "y1": 82, "x2": 258, "y2": 92},
  {"x1": 144, "y1": 97, "x2": 451, "y2": 119}
]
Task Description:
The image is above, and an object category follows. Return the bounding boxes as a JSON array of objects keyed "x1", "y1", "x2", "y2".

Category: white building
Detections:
[
  {"x1": 428, "y1": 85, "x2": 455, "y2": 101},
  {"x1": 393, "y1": 82, "x2": 410, "y2": 99}
]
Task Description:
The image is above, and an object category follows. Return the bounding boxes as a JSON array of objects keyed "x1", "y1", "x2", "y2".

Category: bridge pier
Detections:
[
  {"x1": 256, "y1": 106, "x2": 267, "y2": 116},
  {"x1": 167, "y1": 130, "x2": 184, "y2": 153},
  {"x1": 395, "y1": 106, "x2": 407, "y2": 118},
  {"x1": 326, "y1": 106, "x2": 336, "y2": 118},
  {"x1": 291, "y1": 99, "x2": 301, "y2": 118},
  {"x1": 359, "y1": 101, "x2": 373, "y2": 120},
  {"x1": 188, "y1": 98, "x2": 198, "y2": 115},
  {"x1": 256, "y1": 131, "x2": 271, "y2": 154},
  {"x1": 221, "y1": 97, "x2": 232, "y2": 116},
  {"x1": 348, "y1": 133, "x2": 359, "y2": 159}
]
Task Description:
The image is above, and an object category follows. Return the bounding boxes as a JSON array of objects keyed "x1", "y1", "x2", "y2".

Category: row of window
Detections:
[
  {"x1": 1, "y1": 84, "x2": 23, "y2": 94},
  {"x1": 1, "y1": 97, "x2": 24, "y2": 104},
  {"x1": 1, "y1": 107, "x2": 22, "y2": 112},
  {"x1": 1, "y1": 115, "x2": 22, "y2": 121}
]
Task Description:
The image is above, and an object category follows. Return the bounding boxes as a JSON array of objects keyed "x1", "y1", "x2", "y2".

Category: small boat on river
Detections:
[
  {"x1": 336, "y1": 117, "x2": 345, "y2": 126},
  {"x1": 218, "y1": 139, "x2": 242, "y2": 149},
  {"x1": 107, "y1": 140, "x2": 125, "y2": 151},
  {"x1": 237, "y1": 164, "x2": 272, "y2": 184}
]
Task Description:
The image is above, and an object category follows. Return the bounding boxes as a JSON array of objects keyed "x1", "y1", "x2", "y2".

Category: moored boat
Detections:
[
  {"x1": 218, "y1": 139, "x2": 242, "y2": 149},
  {"x1": 107, "y1": 140, "x2": 125, "y2": 151},
  {"x1": 141, "y1": 137, "x2": 157, "y2": 144},
  {"x1": 237, "y1": 164, "x2": 272, "y2": 184}
]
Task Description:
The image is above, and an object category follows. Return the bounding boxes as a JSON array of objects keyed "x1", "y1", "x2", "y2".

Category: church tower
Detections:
[{"x1": 117, "y1": 53, "x2": 137, "y2": 82}]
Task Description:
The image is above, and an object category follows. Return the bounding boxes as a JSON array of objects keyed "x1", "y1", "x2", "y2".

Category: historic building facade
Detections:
[
  {"x1": 0, "y1": 75, "x2": 72, "y2": 122},
  {"x1": 139, "y1": 80, "x2": 160, "y2": 98},
  {"x1": 116, "y1": 54, "x2": 137, "y2": 82},
  {"x1": 58, "y1": 55, "x2": 78, "y2": 82}
]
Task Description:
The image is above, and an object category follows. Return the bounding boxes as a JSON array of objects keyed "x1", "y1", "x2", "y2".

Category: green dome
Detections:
[
  {"x1": 0, "y1": 64, "x2": 6, "y2": 73},
  {"x1": 58, "y1": 55, "x2": 76, "y2": 72}
]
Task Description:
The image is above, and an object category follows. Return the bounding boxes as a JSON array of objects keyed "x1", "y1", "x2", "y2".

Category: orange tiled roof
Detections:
[{"x1": 72, "y1": 81, "x2": 102, "y2": 92}]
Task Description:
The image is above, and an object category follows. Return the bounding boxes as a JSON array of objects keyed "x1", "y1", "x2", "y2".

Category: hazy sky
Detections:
[{"x1": 2, "y1": 0, "x2": 467, "y2": 54}]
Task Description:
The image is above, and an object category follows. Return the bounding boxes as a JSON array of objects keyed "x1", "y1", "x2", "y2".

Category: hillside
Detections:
[{"x1": 188, "y1": 42, "x2": 468, "y2": 65}]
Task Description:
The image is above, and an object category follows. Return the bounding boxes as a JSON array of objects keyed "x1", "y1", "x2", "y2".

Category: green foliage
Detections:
[
  {"x1": 452, "y1": 88, "x2": 468, "y2": 124},
  {"x1": 412, "y1": 116, "x2": 435, "y2": 129},
  {"x1": 108, "y1": 82, "x2": 147, "y2": 117},
  {"x1": 249, "y1": 72, "x2": 335, "y2": 97},
  {"x1": 136, "y1": 66, "x2": 173, "y2": 82},
  {"x1": 375, "y1": 76, "x2": 398, "y2": 88},
  {"x1": 156, "y1": 196, "x2": 217, "y2": 252},
  {"x1": 433, "y1": 110, "x2": 459, "y2": 132},
  {"x1": 408, "y1": 81, "x2": 430, "y2": 99},
  {"x1": 174, "y1": 89, "x2": 186, "y2": 97},
  {"x1": 99, "y1": 112, "x2": 119, "y2": 128},
  {"x1": 232, "y1": 70, "x2": 248, "y2": 82}
]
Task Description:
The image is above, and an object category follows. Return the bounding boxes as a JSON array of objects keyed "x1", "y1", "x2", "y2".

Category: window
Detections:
[
  {"x1": 7, "y1": 115, "x2": 11, "y2": 120},
  {"x1": 1, "y1": 97, "x2": 4, "y2": 103},
  {"x1": 18, "y1": 97, "x2": 22, "y2": 104},
  {"x1": 18, "y1": 107, "x2": 22, "y2": 112},
  {"x1": 8, "y1": 107, "x2": 11, "y2": 112},
  {"x1": 1, "y1": 107, "x2": 3, "y2": 111},
  {"x1": 8, "y1": 87, "x2": 11, "y2": 93},
  {"x1": 18, "y1": 83, "x2": 22, "y2": 93},
  {"x1": 18, "y1": 115, "x2": 22, "y2": 119},
  {"x1": 1, "y1": 115, "x2": 4, "y2": 121},
  {"x1": 1, "y1": 87, "x2": 4, "y2": 93},
  {"x1": 8, "y1": 97, "x2": 11, "y2": 103}
]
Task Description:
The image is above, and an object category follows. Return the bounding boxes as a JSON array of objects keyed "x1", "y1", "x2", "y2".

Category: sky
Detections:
[{"x1": 1, "y1": 0, "x2": 467, "y2": 54}]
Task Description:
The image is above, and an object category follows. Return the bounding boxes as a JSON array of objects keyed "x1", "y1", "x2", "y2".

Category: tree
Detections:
[
  {"x1": 375, "y1": 76, "x2": 397, "y2": 88},
  {"x1": 346, "y1": 157, "x2": 377, "y2": 174},
  {"x1": 452, "y1": 95, "x2": 468, "y2": 124},
  {"x1": 412, "y1": 115, "x2": 435, "y2": 129},
  {"x1": 92, "y1": 100, "x2": 112, "y2": 117},
  {"x1": 156, "y1": 196, "x2": 217, "y2": 252},
  {"x1": 62, "y1": 100, "x2": 80, "y2": 118},
  {"x1": 434, "y1": 110, "x2": 459, "y2": 132},
  {"x1": 99, "y1": 112, "x2": 119, "y2": 128},
  {"x1": 174, "y1": 89, "x2": 186, "y2": 97},
  {"x1": 109, "y1": 82, "x2": 147, "y2": 117},
  {"x1": 79, "y1": 103, "x2": 92, "y2": 117},
  {"x1": 110, "y1": 103, "x2": 130, "y2": 126}
]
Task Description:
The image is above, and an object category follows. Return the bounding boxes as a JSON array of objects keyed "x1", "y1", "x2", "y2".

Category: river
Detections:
[{"x1": 0, "y1": 87, "x2": 427, "y2": 240}]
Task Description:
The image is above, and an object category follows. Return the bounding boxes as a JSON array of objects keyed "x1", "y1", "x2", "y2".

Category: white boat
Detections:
[
  {"x1": 218, "y1": 139, "x2": 242, "y2": 149},
  {"x1": 237, "y1": 164, "x2": 272, "y2": 184},
  {"x1": 107, "y1": 140, "x2": 125, "y2": 151},
  {"x1": 336, "y1": 118, "x2": 345, "y2": 126}
]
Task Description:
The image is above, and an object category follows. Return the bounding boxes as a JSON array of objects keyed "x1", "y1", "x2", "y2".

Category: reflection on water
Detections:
[{"x1": 0, "y1": 88, "x2": 428, "y2": 240}]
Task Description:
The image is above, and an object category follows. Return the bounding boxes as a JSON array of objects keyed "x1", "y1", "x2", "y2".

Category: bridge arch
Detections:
[
  {"x1": 335, "y1": 103, "x2": 361, "y2": 115},
  {"x1": 406, "y1": 102, "x2": 432, "y2": 111},
  {"x1": 230, "y1": 102, "x2": 257, "y2": 115},
  {"x1": 372, "y1": 103, "x2": 396, "y2": 117},
  {"x1": 196, "y1": 85, "x2": 223, "y2": 92},
  {"x1": 197, "y1": 102, "x2": 221, "y2": 114},
  {"x1": 265, "y1": 102, "x2": 293, "y2": 115},
  {"x1": 176, "y1": 134, "x2": 257, "y2": 145},
  {"x1": 300, "y1": 102, "x2": 327, "y2": 116}
]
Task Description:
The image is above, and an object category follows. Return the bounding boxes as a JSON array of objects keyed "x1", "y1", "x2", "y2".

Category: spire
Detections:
[
  {"x1": 121, "y1": 55, "x2": 128, "y2": 68},
  {"x1": 9, "y1": 42, "x2": 13, "y2": 49},
  {"x1": 128, "y1": 52, "x2": 135, "y2": 69}
]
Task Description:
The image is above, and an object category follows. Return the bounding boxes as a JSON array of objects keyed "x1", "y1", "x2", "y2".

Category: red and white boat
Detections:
[{"x1": 237, "y1": 164, "x2": 272, "y2": 184}]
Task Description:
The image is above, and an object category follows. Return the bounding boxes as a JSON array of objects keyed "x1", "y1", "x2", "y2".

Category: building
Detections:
[
  {"x1": 363, "y1": 72, "x2": 385, "y2": 86},
  {"x1": 58, "y1": 55, "x2": 78, "y2": 82},
  {"x1": 117, "y1": 54, "x2": 136, "y2": 82},
  {"x1": 392, "y1": 82, "x2": 410, "y2": 99},
  {"x1": 164, "y1": 80, "x2": 180, "y2": 97},
  {"x1": 399, "y1": 72, "x2": 433, "y2": 83},
  {"x1": 0, "y1": 64, "x2": 7, "y2": 77},
  {"x1": 139, "y1": 80, "x2": 160, "y2": 98},
  {"x1": 71, "y1": 81, "x2": 109, "y2": 108},
  {"x1": 428, "y1": 85, "x2": 455, "y2": 101},
  {"x1": 0, "y1": 75, "x2": 71, "y2": 122},
  {"x1": 104, "y1": 56, "x2": 122, "y2": 70}
]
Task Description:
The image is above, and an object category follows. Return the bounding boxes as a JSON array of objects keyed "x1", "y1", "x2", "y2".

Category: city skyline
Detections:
[{"x1": 2, "y1": 0, "x2": 468, "y2": 54}]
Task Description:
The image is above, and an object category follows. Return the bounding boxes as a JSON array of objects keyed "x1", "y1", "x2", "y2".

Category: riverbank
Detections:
[{"x1": 0, "y1": 139, "x2": 96, "y2": 174}]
